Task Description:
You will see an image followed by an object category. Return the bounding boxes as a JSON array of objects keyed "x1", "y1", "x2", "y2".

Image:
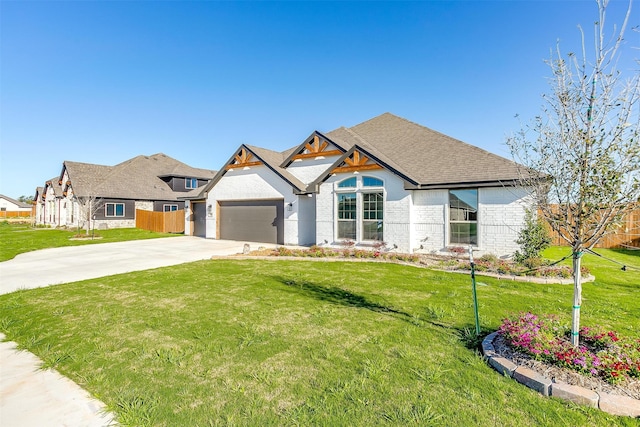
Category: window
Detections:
[
  {"x1": 449, "y1": 189, "x2": 478, "y2": 245},
  {"x1": 186, "y1": 178, "x2": 198, "y2": 189},
  {"x1": 337, "y1": 193, "x2": 356, "y2": 239},
  {"x1": 163, "y1": 204, "x2": 178, "y2": 212},
  {"x1": 337, "y1": 177, "x2": 356, "y2": 188},
  {"x1": 362, "y1": 192, "x2": 383, "y2": 240},
  {"x1": 336, "y1": 176, "x2": 384, "y2": 242},
  {"x1": 105, "y1": 203, "x2": 125, "y2": 217},
  {"x1": 363, "y1": 177, "x2": 383, "y2": 187}
]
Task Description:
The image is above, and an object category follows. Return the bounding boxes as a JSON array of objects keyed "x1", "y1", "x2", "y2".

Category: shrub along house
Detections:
[
  {"x1": 186, "y1": 113, "x2": 534, "y2": 257},
  {"x1": 35, "y1": 153, "x2": 215, "y2": 230}
]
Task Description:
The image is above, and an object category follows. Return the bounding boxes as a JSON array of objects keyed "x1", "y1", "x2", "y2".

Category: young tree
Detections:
[
  {"x1": 76, "y1": 195, "x2": 104, "y2": 236},
  {"x1": 507, "y1": 0, "x2": 639, "y2": 347}
]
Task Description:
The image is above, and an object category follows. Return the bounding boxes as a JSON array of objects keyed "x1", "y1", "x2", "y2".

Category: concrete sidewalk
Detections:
[
  {"x1": 0, "y1": 237, "x2": 278, "y2": 426},
  {"x1": 0, "y1": 334, "x2": 115, "y2": 427}
]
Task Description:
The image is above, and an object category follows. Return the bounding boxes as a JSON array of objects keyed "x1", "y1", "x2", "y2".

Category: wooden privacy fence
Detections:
[
  {"x1": 0, "y1": 211, "x2": 31, "y2": 218},
  {"x1": 544, "y1": 208, "x2": 640, "y2": 249},
  {"x1": 135, "y1": 209, "x2": 185, "y2": 233}
]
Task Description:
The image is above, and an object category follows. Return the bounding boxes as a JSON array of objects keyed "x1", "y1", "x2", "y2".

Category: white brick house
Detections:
[{"x1": 188, "y1": 113, "x2": 535, "y2": 257}]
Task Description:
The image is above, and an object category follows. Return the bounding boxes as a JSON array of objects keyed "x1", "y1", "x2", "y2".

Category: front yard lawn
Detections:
[
  {"x1": 542, "y1": 246, "x2": 640, "y2": 287},
  {"x1": 1, "y1": 259, "x2": 638, "y2": 426},
  {"x1": 0, "y1": 222, "x2": 179, "y2": 262}
]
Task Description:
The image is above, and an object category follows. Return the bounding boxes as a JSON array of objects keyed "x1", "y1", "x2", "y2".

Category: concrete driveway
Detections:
[
  {"x1": 0, "y1": 236, "x2": 280, "y2": 427},
  {"x1": 0, "y1": 236, "x2": 276, "y2": 294}
]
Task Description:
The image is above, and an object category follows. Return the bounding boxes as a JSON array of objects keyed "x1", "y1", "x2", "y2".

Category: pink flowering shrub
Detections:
[{"x1": 499, "y1": 312, "x2": 640, "y2": 384}]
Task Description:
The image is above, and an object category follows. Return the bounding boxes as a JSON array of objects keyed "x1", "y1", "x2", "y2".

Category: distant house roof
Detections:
[
  {"x1": 202, "y1": 112, "x2": 531, "y2": 197},
  {"x1": 44, "y1": 176, "x2": 64, "y2": 197},
  {"x1": 34, "y1": 187, "x2": 44, "y2": 201},
  {"x1": 60, "y1": 153, "x2": 216, "y2": 201},
  {"x1": 0, "y1": 194, "x2": 32, "y2": 209}
]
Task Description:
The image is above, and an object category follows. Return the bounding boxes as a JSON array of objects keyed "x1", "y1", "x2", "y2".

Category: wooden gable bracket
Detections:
[
  {"x1": 331, "y1": 150, "x2": 383, "y2": 174},
  {"x1": 292, "y1": 135, "x2": 343, "y2": 161},
  {"x1": 225, "y1": 148, "x2": 263, "y2": 170}
]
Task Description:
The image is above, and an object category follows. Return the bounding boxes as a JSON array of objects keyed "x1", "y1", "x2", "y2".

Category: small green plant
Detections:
[{"x1": 514, "y1": 210, "x2": 552, "y2": 265}]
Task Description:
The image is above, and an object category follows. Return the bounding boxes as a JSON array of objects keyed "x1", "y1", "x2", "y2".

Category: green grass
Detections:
[
  {"x1": 0, "y1": 221, "x2": 179, "y2": 262},
  {"x1": 1, "y1": 258, "x2": 638, "y2": 426},
  {"x1": 542, "y1": 246, "x2": 640, "y2": 287}
]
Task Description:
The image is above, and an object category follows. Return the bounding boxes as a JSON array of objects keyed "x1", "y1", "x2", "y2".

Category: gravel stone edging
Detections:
[{"x1": 482, "y1": 332, "x2": 640, "y2": 418}]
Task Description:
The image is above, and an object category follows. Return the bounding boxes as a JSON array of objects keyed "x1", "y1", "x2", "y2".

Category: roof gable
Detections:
[
  {"x1": 225, "y1": 147, "x2": 264, "y2": 170},
  {"x1": 281, "y1": 132, "x2": 345, "y2": 167},
  {"x1": 330, "y1": 149, "x2": 383, "y2": 174},
  {"x1": 307, "y1": 144, "x2": 417, "y2": 191},
  {"x1": 198, "y1": 145, "x2": 307, "y2": 198}
]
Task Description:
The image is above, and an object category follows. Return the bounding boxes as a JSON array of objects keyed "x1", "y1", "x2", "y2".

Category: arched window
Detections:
[
  {"x1": 337, "y1": 177, "x2": 357, "y2": 188},
  {"x1": 363, "y1": 176, "x2": 383, "y2": 187}
]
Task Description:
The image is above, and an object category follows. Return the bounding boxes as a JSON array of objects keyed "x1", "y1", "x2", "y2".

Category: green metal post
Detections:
[{"x1": 469, "y1": 246, "x2": 481, "y2": 336}]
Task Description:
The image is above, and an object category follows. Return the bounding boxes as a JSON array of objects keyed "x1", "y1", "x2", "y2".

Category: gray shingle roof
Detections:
[
  {"x1": 324, "y1": 113, "x2": 527, "y2": 188},
  {"x1": 34, "y1": 187, "x2": 44, "y2": 201},
  {"x1": 44, "y1": 176, "x2": 64, "y2": 197},
  {"x1": 201, "y1": 113, "x2": 531, "y2": 198},
  {"x1": 244, "y1": 145, "x2": 307, "y2": 192},
  {"x1": 63, "y1": 153, "x2": 216, "y2": 201}
]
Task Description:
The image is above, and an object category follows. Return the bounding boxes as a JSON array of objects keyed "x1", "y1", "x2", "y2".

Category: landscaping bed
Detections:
[
  {"x1": 496, "y1": 313, "x2": 640, "y2": 401},
  {"x1": 252, "y1": 245, "x2": 590, "y2": 280}
]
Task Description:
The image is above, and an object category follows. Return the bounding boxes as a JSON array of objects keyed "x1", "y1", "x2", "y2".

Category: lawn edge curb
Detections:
[{"x1": 482, "y1": 331, "x2": 640, "y2": 418}]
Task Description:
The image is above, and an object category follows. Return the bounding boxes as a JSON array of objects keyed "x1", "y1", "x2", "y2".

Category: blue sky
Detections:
[{"x1": 1, "y1": 0, "x2": 638, "y2": 198}]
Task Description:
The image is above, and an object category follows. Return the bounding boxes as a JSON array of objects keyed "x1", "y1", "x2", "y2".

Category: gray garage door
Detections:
[
  {"x1": 219, "y1": 200, "x2": 284, "y2": 244},
  {"x1": 192, "y1": 202, "x2": 207, "y2": 237}
]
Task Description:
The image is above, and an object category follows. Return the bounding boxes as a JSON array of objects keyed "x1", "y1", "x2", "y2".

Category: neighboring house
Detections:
[
  {"x1": 33, "y1": 187, "x2": 45, "y2": 223},
  {"x1": 0, "y1": 194, "x2": 32, "y2": 217},
  {"x1": 34, "y1": 153, "x2": 216, "y2": 229},
  {"x1": 186, "y1": 113, "x2": 535, "y2": 257}
]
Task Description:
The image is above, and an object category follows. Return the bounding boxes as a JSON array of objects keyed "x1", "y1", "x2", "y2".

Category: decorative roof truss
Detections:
[
  {"x1": 226, "y1": 148, "x2": 263, "y2": 170},
  {"x1": 331, "y1": 150, "x2": 383, "y2": 174},
  {"x1": 292, "y1": 135, "x2": 342, "y2": 160}
]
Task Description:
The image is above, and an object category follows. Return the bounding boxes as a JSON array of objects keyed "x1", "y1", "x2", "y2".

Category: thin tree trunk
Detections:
[{"x1": 571, "y1": 250, "x2": 583, "y2": 347}]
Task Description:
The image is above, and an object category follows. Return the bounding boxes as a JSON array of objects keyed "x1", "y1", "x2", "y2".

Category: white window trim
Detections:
[
  {"x1": 334, "y1": 176, "x2": 385, "y2": 243},
  {"x1": 163, "y1": 204, "x2": 179, "y2": 212},
  {"x1": 185, "y1": 177, "x2": 197, "y2": 189},
  {"x1": 105, "y1": 202, "x2": 125, "y2": 217},
  {"x1": 447, "y1": 188, "x2": 479, "y2": 248}
]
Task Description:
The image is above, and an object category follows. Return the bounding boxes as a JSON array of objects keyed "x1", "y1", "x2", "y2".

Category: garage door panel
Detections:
[{"x1": 219, "y1": 200, "x2": 283, "y2": 244}]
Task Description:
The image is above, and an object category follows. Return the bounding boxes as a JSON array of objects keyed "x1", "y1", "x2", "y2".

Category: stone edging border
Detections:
[{"x1": 482, "y1": 332, "x2": 640, "y2": 418}]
